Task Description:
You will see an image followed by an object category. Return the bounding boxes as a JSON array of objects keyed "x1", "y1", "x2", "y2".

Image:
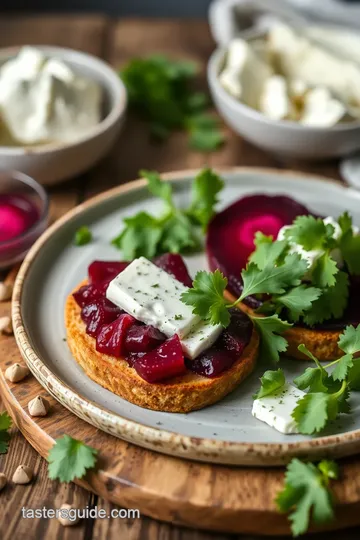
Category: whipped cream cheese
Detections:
[{"x1": 0, "y1": 47, "x2": 102, "y2": 146}]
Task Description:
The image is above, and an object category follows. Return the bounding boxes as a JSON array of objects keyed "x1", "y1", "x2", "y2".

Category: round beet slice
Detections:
[{"x1": 206, "y1": 194, "x2": 310, "y2": 297}]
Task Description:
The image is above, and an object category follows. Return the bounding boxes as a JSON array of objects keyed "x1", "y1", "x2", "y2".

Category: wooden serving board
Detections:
[{"x1": 1, "y1": 336, "x2": 360, "y2": 535}]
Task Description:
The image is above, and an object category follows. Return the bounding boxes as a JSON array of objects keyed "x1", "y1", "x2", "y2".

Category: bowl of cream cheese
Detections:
[
  {"x1": 208, "y1": 22, "x2": 360, "y2": 160},
  {"x1": 0, "y1": 46, "x2": 127, "y2": 185}
]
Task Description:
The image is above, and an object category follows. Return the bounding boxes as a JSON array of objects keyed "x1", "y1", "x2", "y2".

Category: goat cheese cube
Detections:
[
  {"x1": 181, "y1": 320, "x2": 222, "y2": 360},
  {"x1": 252, "y1": 383, "x2": 305, "y2": 434},
  {"x1": 106, "y1": 257, "x2": 200, "y2": 339}
]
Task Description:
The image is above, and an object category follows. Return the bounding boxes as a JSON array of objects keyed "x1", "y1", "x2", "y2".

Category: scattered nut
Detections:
[
  {"x1": 0, "y1": 282, "x2": 12, "y2": 302},
  {"x1": 12, "y1": 464, "x2": 33, "y2": 484},
  {"x1": 5, "y1": 363, "x2": 29, "y2": 383},
  {"x1": 0, "y1": 473, "x2": 7, "y2": 491},
  {"x1": 58, "y1": 503, "x2": 80, "y2": 526},
  {"x1": 0, "y1": 316, "x2": 12, "y2": 335},
  {"x1": 28, "y1": 395, "x2": 50, "y2": 417}
]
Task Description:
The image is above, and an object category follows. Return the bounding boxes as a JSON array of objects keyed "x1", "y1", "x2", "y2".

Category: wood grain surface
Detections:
[{"x1": 0, "y1": 13, "x2": 359, "y2": 540}]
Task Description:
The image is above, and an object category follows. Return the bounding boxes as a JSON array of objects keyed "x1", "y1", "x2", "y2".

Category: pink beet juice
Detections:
[
  {"x1": 0, "y1": 172, "x2": 49, "y2": 269},
  {"x1": 0, "y1": 194, "x2": 40, "y2": 243}
]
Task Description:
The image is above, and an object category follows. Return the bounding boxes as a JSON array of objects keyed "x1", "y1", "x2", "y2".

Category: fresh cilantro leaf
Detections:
[
  {"x1": 0, "y1": 431, "x2": 11, "y2": 454},
  {"x1": 240, "y1": 254, "x2": 308, "y2": 301},
  {"x1": 294, "y1": 368, "x2": 328, "y2": 393},
  {"x1": 0, "y1": 411, "x2": 12, "y2": 454},
  {"x1": 112, "y1": 212, "x2": 162, "y2": 261},
  {"x1": 318, "y1": 459, "x2": 339, "y2": 480},
  {"x1": 187, "y1": 168, "x2": 224, "y2": 229},
  {"x1": 249, "y1": 239, "x2": 288, "y2": 271},
  {"x1": 250, "y1": 314, "x2": 291, "y2": 363},
  {"x1": 276, "y1": 458, "x2": 336, "y2": 537},
  {"x1": 74, "y1": 226, "x2": 92, "y2": 246},
  {"x1": 338, "y1": 211, "x2": 352, "y2": 235},
  {"x1": 253, "y1": 369, "x2": 285, "y2": 399},
  {"x1": 332, "y1": 354, "x2": 353, "y2": 381},
  {"x1": 292, "y1": 388, "x2": 345, "y2": 435},
  {"x1": 0, "y1": 411, "x2": 12, "y2": 431},
  {"x1": 340, "y1": 225, "x2": 360, "y2": 275},
  {"x1": 121, "y1": 55, "x2": 225, "y2": 151},
  {"x1": 275, "y1": 285, "x2": 321, "y2": 322},
  {"x1": 140, "y1": 169, "x2": 173, "y2": 209},
  {"x1": 112, "y1": 168, "x2": 224, "y2": 259},
  {"x1": 348, "y1": 358, "x2": 360, "y2": 390},
  {"x1": 181, "y1": 270, "x2": 230, "y2": 327},
  {"x1": 188, "y1": 127, "x2": 224, "y2": 152},
  {"x1": 312, "y1": 253, "x2": 338, "y2": 288},
  {"x1": 303, "y1": 271, "x2": 349, "y2": 326},
  {"x1": 48, "y1": 435, "x2": 98, "y2": 483},
  {"x1": 286, "y1": 216, "x2": 328, "y2": 251},
  {"x1": 338, "y1": 325, "x2": 360, "y2": 355},
  {"x1": 160, "y1": 213, "x2": 199, "y2": 253}
]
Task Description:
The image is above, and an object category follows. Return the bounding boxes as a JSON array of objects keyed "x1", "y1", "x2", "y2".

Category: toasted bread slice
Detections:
[
  {"x1": 224, "y1": 290, "x2": 342, "y2": 362},
  {"x1": 65, "y1": 281, "x2": 259, "y2": 413}
]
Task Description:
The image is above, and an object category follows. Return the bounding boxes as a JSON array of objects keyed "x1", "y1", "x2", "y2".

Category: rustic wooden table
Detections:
[{"x1": 0, "y1": 13, "x2": 359, "y2": 540}]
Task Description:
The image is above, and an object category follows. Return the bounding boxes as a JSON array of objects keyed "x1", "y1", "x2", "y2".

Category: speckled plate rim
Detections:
[{"x1": 11, "y1": 167, "x2": 360, "y2": 466}]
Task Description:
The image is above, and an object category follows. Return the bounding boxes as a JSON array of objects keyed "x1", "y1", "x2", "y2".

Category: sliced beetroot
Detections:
[
  {"x1": 88, "y1": 260, "x2": 129, "y2": 284},
  {"x1": 206, "y1": 194, "x2": 310, "y2": 297},
  {"x1": 81, "y1": 298, "x2": 122, "y2": 337},
  {"x1": 96, "y1": 313, "x2": 136, "y2": 356},
  {"x1": 133, "y1": 334, "x2": 186, "y2": 383},
  {"x1": 125, "y1": 324, "x2": 166, "y2": 353},
  {"x1": 153, "y1": 253, "x2": 193, "y2": 287},
  {"x1": 187, "y1": 347, "x2": 237, "y2": 378},
  {"x1": 221, "y1": 309, "x2": 253, "y2": 356}
]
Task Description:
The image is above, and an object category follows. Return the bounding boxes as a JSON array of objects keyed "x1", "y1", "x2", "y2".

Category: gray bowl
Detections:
[
  {"x1": 208, "y1": 47, "x2": 360, "y2": 160},
  {"x1": 0, "y1": 46, "x2": 127, "y2": 185}
]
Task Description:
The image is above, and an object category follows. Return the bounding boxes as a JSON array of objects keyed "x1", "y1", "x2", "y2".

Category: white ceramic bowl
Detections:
[
  {"x1": 208, "y1": 47, "x2": 360, "y2": 160},
  {"x1": 0, "y1": 46, "x2": 127, "y2": 185}
]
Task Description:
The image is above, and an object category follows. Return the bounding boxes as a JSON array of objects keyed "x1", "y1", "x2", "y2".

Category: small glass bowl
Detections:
[{"x1": 0, "y1": 171, "x2": 49, "y2": 269}]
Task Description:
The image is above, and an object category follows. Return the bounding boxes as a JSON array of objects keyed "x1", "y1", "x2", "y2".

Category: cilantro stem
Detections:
[
  {"x1": 322, "y1": 358, "x2": 341, "y2": 370},
  {"x1": 333, "y1": 379, "x2": 347, "y2": 399}
]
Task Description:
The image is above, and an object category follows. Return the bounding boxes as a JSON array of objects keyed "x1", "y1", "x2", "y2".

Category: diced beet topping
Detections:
[
  {"x1": 73, "y1": 281, "x2": 111, "y2": 308},
  {"x1": 125, "y1": 324, "x2": 166, "y2": 353},
  {"x1": 133, "y1": 335, "x2": 186, "y2": 383},
  {"x1": 71, "y1": 253, "x2": 253, "y2": 382},
  {"x1": 88, "y1": 260, "x2": 129, "y2": 284},
  {"x1": 186, "y1": 310, "x2": 252, "y2": 377},
  {"x1": 81, "y1": 298, "x2": 122, "y2": 337},
  {"x1": 206, "y1": 194, "x2": 310, "y2": 297},
  {"x1": 153, "y1": 253, "x2": 193, "y2": 287},
  {"x1": 96, "y1": 313, "x2": 136, "y2": 356},
  {"x1": 187, "y1": 348, "x2": 237, "y2": 378}
]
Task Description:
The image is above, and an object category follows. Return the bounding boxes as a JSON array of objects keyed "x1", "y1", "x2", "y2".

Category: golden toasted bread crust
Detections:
[
  {"x1": 224, "y1": 290, "x2": 342, "y2": 361},
  {"x1": 65, "y1": 281, "x2": 259, "y2": 413}
]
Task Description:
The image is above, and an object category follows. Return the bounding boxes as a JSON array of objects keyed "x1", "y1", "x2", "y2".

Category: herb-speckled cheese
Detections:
[
  {"x1": 106, "y1": 257, "x2": 222, "y2": 359},
  {"x1": 252, "y1": 383, "x2": 305, "y2": 434}
]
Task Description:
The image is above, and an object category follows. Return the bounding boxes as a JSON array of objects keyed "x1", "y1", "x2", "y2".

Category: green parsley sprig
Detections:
[
  {"x1": 276, "y1": 458, "x2": 338, "y2": 536},
  {"x1": 121, "y1": 55, "x2": 225, "y2": 151},
  {"x1": 74, "y1": 226, "x2": 92, "y2": 246},
  {"x1": 0, "y1": 411, "x2": 12, "y2": 454},
  {"x1": 48, "y1": 435, "x2": 98, "y2": 483},
  {"x1": 112, "y1": 168, "x2": 224, "y2": 260}
]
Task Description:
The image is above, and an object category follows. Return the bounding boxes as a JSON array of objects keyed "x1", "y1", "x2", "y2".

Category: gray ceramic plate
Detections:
[{"x1": 12, "y1": 168, "x2": 360, "y2": 465}]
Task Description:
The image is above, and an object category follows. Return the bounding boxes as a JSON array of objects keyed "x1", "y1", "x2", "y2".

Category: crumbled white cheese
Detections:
[
  {"x1": 259, "y1": 75, "x2": 292, "y2": 121},
  {"x1": 219, "y1": 39, "x2": 272, "y2": 108},
  {"x1": 300, "y1": 87, "x2": 352, "y2": 127}
]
